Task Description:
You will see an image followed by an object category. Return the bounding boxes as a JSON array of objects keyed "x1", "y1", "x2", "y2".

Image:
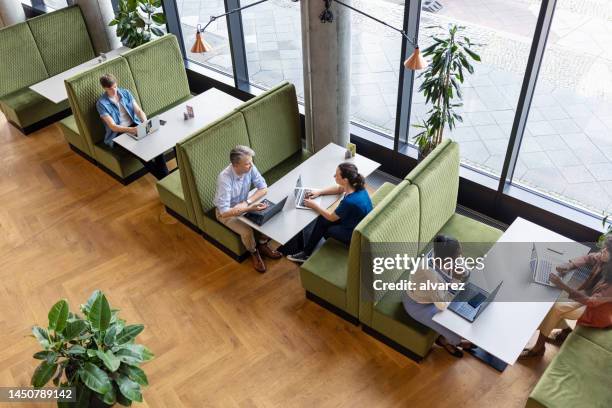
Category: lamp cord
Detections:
[{"x1": 200, "y1": 0, "x2": 272, "y2": 33}]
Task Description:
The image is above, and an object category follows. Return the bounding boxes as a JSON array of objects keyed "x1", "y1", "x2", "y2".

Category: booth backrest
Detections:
[
  {"x1": 0, "y1": 22, "x2": 49, "y2": 97},
  {"x1": 180, "y1": 112, "x2": 251, "y2": 228},
  {"x1": 406, "y1": 141, "x2": 460, "y2": 248},
  {"x1": 27, "y1": 6, "x2": 95, "y2": 77},
  {"x1": 357, "y1": 181, "x2": 421, "y2": 323},
  {"x1": 239, "y1": 83, "x2": 301, "y2": 174},
  {"x1": 123, "y1": 35, "x2": 191, "y2": 116},
  {"x1": 65, "y1": 58, "x2": 140, "y2": 150}
]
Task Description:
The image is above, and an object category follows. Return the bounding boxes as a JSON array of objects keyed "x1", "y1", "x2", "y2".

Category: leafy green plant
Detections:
[
  {"x1": 598, "y1": 215, "x2": 611, "y2": 247},
  {"x1": 413, "y1": 25, "x2": 482, "y2": 156},
  {"x1": 30, "y1": 290, "x2": 153, "y2": 407},
  {"x1": 110, "y1": 0, "x2": 166, "y2": 48}
]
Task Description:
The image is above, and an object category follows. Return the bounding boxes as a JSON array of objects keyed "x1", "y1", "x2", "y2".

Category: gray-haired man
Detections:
[{"x1": 214, "y1": 145, "x2": 282, "y2": 272}]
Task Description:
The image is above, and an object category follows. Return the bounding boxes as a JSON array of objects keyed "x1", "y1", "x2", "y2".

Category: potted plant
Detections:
[
  {"x1": 110, "y1": 0, "x2": 166, "y2": 48},
  {"x1": 30, "y1": 290, "x2": 153, "y2": 407},
  {"x1": 413, "y1": 24, "x2": 482, "y2": 159}
]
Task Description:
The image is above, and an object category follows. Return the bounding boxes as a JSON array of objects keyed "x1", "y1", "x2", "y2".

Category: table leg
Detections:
[{"x1": 467, "y1": 347, "x2": 508, "y2": 372}]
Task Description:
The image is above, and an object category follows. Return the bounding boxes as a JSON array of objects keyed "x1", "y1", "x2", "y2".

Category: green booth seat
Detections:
[
  {"x1": 300, "y1": 182, "x2": 397, "y2": 322},
  {"x1": 526, "y1": 329, "x2": 612, "y2": 408},
  {"x1": 353, "y1": 141, "x2": 502, "y2": 361},
  {"x1": 156, "y1": 82, "x2": 308, "y2": 259},
  {"x1": 63, "y1": 35, "x2": 191, "y2": 183},
  {"x1": 0, "y1": 6, "x2": 94, "y2": 134}
]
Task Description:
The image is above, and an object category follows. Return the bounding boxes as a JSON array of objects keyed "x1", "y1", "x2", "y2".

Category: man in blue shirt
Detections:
[
  {"x1": 96, "y1": 73, "x2": 169, "y2": 180},
  {"x1": 287, "y1": 162, "x2": 372, "y2": 263},
  {"x1": 215, "y1": 145, "x2": 282, "y2": 272}
]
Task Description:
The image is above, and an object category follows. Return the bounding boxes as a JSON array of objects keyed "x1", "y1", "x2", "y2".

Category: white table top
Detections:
[
  {"x1": 114, "y1": 88, "x2": 244, "y2": 162},
  {"x1": 29, "y1": 46, "x2": 130, "y2": 104},
  {"x1": 432, "y1": 217, "x2": 590, "y2": 365},
  {"x1": 239, "y1": 143, "x2": 381, "y2": 245}
]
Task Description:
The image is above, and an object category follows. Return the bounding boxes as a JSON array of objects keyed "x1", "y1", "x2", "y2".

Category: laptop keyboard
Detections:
[
  {"x1": 536, "y1": 260, "x2": 553, "y2": 283},
  {"x1": 297, "y1": 190, "x2": 311, "y2": 207}
]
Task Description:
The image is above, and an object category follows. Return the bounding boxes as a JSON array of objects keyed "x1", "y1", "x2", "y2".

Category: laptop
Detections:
[
  {"x1": 244, "y1": 197, "x2": 287, "y2": 226},
  {"x1": 131, "y1": 116, "x2": 161, "y2": 140},
  {"x1": 293, "y1": 175, "x2": 321, "y2": 209},
  {"x1": 448, "y1": 281, "x2": 503, "y2": 322},
  {"x1": 530, "y1": 244, "x2": 566, "y2": 287}
]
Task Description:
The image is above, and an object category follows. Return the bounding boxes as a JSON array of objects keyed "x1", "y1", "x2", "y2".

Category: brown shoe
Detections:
[
  {"x1": 257, "y1": 243, "x2": 282, "y2": 259},
  {"x1": 251, "y1": 250, "x2": 266, "y2": 273}
]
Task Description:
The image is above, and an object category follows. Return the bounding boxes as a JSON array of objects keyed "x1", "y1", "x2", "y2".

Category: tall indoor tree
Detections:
[
  {"x1": 110, "y1": 0, "x2": 166, "y2": 48},
  {"x1": 413, "y1": 25, "x2": 482, "y2": 157}
]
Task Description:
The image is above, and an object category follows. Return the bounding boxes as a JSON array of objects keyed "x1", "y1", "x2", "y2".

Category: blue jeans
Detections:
[
  {"x1": 303, "y1": 216, "x2": 352, "y2": 255},
  {"x1": 402, "y1": 293, "x2": 462, "y2": 346}
]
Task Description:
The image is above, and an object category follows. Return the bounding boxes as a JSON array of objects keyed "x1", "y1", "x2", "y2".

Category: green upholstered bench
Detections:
[
  {"x1": 157, "y1": 82, "x2": 307, "y2": 259},
  {"x1": 526, "y1": 328, "x2": 612, "y2": 408},
  {"x1": 64, "y1": 34, "x2": 191, "y2": 183},
  {"x1": 300, "y1": 182, "x2": 396, "y2": 322},
  {"x1": 0, "y1": 6, "x2": 94, "y2": 134},
  {"x1": 353, "y1": 141, "x2": 503, "y2": 360}
]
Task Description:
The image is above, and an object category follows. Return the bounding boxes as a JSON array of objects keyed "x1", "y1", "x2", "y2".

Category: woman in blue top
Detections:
[
  {"x1": 96, "y1": 74, "x2": 168, "y2": 180},
  {"x1": 287, "y1": 162, "x2": 372, "y2": 263}
]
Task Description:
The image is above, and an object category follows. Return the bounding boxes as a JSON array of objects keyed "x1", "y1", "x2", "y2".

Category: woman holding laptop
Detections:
[{"x1": 96, "y1": 73, "x2": 169, "y2": 180}]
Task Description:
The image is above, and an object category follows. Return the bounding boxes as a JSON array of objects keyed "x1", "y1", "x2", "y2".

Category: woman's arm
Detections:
[
  {"x1": 308, "y1": 184, "x2": 343, "y2": 198},
  {"x1": 549, "y1": 274, "x2": 591, "y2": 305},
  {"x1": 304, "y1": 199, "x2": 339, "y2": 222},
  {"x1": 101, "y1": 115, "x2": 136, "y2": 135}
]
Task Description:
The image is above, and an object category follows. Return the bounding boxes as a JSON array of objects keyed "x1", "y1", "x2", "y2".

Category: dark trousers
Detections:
[
  {"x1": 115, "y1": 144, "x2": 169, "y2": 180},
  {"x1": 303, "y1": 216, "x2": 352, "y2": 255}
]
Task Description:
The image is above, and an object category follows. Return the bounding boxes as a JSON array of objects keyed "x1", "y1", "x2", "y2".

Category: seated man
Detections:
[
  {"x1": 214, "y1": 145, "x2": 281, "y2": 273},
  {"x1": 96, "y1": 73, "x2": 169, "y2": 180}
]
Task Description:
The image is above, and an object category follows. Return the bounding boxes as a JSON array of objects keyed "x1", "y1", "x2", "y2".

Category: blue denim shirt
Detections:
[
  {"x1": 96, "y1": 88, "x2": 141, "y2": 147},
  {"x1": 214, "y1": 164, "x2": 267, "y2": 214}
]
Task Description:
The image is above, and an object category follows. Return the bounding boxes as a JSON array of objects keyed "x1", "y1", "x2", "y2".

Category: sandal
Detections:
[
  {"x1": 518, "y1": 347, "x2": 545, "y2": 359},
  {"x1": 436, "y1": 336, "x2": 464, "y2": 358}
]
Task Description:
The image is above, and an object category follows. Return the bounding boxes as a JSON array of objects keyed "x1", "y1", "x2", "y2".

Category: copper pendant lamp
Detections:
[
  {"x1": 404, "y1": 47, "x2": 427, "y2": 70},
  {"x1": 191, "y1": 24, "x2": 213, "y2": 53}
]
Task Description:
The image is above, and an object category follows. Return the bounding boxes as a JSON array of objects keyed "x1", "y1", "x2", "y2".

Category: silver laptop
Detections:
[
  {"x1": 530, "y1": 244, "x2": 568, "y2": 287},
  {"x1": 293, "y1": 175, "x2": 321, "y2": 209},
  {"x1": 132, "y1": 116, "x2": 160, "y2": 140}
]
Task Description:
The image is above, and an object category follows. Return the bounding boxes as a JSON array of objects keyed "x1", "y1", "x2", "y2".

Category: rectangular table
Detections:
[
  {"x1": 239, "y1": 143, "x2": 381, "y2": 245},
  {"x1": 29, "y1": 46, "x2": 129, "y2": 104},
  {"x1": 114, "y1": 88, "x2": 243, "y2": 162},
  {"x1": 432, "y1": 217, "x2": 590, "y2": 369}
]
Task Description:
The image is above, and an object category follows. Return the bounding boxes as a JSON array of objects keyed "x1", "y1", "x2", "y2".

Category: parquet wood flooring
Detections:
[{"x1": 0, "y1": 115, "x2": 555, "y2": 407}]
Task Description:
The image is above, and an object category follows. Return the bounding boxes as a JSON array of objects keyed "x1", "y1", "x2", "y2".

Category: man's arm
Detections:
[
  {"x1": 132, "y1": 100, "x2": 147, "y2": 123},
  {"x1": 101, "y1": 114, "x2": 137, "y2": 135}
]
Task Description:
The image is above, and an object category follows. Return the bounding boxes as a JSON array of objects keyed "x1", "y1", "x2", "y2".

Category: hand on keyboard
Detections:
[
  {"x1": 555, "y1": 263, "x2": 573, "y2": 276},
  {"x1": 305, "y1": 190, "x2": 320, "y2": 199},
  {"x1": 248, "y1": 202, "x2": 268, "y2": 212},
  {"x1": 549, "y1": 273, "x2": 563, "y2": 287}
]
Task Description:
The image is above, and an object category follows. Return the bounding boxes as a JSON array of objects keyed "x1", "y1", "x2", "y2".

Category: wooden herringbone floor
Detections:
[{"x1": 0, "y1": 115, "x2": 555, "y2": 408}]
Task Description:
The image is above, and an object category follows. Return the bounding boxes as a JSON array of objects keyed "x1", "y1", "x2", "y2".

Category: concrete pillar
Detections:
[
  {"x1": 0, "y1": 0, "x2": 26, "y2": 27},
  {"x1": 301, "y1": 0, "x2": 351, "y2": 152},
  {"x1": 74, "y1": 0, "x2": 121, "y2": 54}
]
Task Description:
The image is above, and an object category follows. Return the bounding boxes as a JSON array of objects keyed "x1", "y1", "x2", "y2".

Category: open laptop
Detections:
[
  {"x1": 448, "y1": 281, "x2": 503, "y2": 322},
  {"x1": 530, "y1": 244, "x2": 567, "y2": 287},
  {"x1": 293, "y1": 175, "x2": 321, "y2": 209},
  {"x1": 244, "y1": 197, "x2": 287, "y2": 226},
  {"x1": 131, "y1": 116, "x2": 161, "y2": 140}
]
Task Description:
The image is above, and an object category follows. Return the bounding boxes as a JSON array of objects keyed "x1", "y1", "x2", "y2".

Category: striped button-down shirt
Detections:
[{"x1": 214, "y1": 164, "x2": 267, "y2": 214}]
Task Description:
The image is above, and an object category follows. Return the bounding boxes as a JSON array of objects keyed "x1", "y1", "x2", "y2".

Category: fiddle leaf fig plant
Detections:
[
  {"x1": 30, "y1": 290, "x2": 153, "y2": 407},
  {"x1": 413, "y1": 24, "x2": 482, "y2": 157},
  {"x1": 110, "y1": 0, "x2": 166, "y2": 48}
]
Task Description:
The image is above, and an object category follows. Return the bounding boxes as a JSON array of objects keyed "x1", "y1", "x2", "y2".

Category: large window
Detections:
[
  {"x1": 409, "y1": 0, "x2": 541, "y2": 176},
  {"x1": 241, "y1": 0, "x2": 303, "y2": 96},
  {"x1": 350, "y1": 0, "x2": 403, "y2": 137},
  {"x1": 514, "y1": 0, "x2": 612, "y2": 215},
  {"x1": 176, "y1": 0, "x2": 234, "y2": 76}
]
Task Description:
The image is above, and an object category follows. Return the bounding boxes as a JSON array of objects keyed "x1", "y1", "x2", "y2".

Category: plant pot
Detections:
[
  {"x1": 417, "y1": 145, "x2": 434, "y2": 162},
  {"x1": 90, "y1": 393, "x2": 114, "y2": 408}
]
